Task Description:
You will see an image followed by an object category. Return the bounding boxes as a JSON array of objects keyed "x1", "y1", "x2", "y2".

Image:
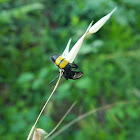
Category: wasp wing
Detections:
[{"x1": 72, "y1": 71, "x2": 83, "y2": 80}]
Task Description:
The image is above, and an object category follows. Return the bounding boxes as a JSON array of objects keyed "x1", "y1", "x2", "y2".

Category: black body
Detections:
[{"x1": 63, "y1": 63, "x2": 83, "y2": 80}]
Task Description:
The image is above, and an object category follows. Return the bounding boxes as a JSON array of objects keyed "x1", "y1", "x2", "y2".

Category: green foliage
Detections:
[{"x1": 0, "y1": 0, "x2": 140, "y2": 139}]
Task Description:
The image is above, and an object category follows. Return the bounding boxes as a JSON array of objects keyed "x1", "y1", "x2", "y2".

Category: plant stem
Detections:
[
  {"x1": 47, "y1": 100, "x2": 137, "y2": 140},
  {"x1": 44, "y1": 102, "x2": 77, "y2": 139},
  {"x1": 27, "y1": 70, "x2": 63, "y2": 140}
]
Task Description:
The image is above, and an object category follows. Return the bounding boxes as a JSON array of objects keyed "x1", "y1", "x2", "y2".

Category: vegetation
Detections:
[{"x1": 0, "y1": 0, "x2": 140, "y2": 139}]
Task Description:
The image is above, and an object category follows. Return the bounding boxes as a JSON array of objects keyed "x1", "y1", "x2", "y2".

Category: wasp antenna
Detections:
[{"x1": 49, "y1": 75, "x2": 59, "y2": 84}]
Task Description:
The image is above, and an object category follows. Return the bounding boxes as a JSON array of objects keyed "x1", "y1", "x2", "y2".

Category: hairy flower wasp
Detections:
[{"x1": 50, "y1": 54, "x2": 83, "y2": 83}]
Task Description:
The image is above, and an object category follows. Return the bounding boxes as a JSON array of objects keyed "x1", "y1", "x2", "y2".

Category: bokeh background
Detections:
[{"x1": 0, "y1": 0, "x2": 140, "y2": 139}]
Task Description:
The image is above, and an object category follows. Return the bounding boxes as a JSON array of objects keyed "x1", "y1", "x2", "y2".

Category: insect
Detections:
[{"x1": 50, "y1": 54, "x2": 83, "y2": 83}]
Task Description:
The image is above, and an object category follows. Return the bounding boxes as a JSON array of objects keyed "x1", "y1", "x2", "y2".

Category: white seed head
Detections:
[
  {"x1": 62, "y1": 38, "x2": 72, "y2": 58},
  {"x1": 88, "y1": 7, "x2": 117, "y2": 34},
  {"x1": 65, "y1": 21, "x2": 93, "y2": 63},
  {"x1": 61, "y1": 8, "x2": 117, "y2": 63}
]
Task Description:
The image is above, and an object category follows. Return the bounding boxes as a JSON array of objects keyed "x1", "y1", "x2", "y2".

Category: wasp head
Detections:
[{"x1": 51, "y1": 54, "x2": 60, "y2": 63}]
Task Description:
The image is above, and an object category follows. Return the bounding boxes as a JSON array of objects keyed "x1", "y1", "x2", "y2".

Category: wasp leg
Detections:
[{"x1": 63, "y1": 71, "x2": 69, "y2": 80}]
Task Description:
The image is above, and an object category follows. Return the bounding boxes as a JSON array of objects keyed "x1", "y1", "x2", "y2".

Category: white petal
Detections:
[
  {"x1": 88, "y1": 7, "x2": 117, "y2": 34},
  {"x1": 62, "y1": 38, "x2": 72, "y2": 58},
  {"x1": 66, "y1": 21, "x2": 93, "y2": 63}
]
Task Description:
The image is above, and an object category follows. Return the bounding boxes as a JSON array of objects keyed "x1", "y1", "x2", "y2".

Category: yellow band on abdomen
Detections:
[
  {"x1": 55, "y1": 56, "x2": 63, "y2": 66},
  {"x1": 59, "y1": 59, "x2": 68, "y2": 68},
  {"x1": 55, "y1": 56, "x2": 68, "y2": 69}
]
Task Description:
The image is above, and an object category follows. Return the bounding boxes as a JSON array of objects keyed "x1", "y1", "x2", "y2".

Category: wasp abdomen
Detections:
[{"x1": 51, "y1": 54, "x2": 69, "y2": 69}]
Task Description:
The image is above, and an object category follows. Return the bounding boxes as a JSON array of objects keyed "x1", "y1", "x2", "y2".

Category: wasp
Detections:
[{"x1": 50, "y1": 54, "x2": 83, "y2": 84}]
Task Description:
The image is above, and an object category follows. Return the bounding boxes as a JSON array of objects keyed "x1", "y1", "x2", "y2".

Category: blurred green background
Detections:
[{"x1": 0, "y1": 0, "x2": 140, "y2": 139}]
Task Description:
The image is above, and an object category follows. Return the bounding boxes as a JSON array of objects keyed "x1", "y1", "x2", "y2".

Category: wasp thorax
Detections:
[{"x1": 51, "y1": 54, "x2": 60, "y2": 63}]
